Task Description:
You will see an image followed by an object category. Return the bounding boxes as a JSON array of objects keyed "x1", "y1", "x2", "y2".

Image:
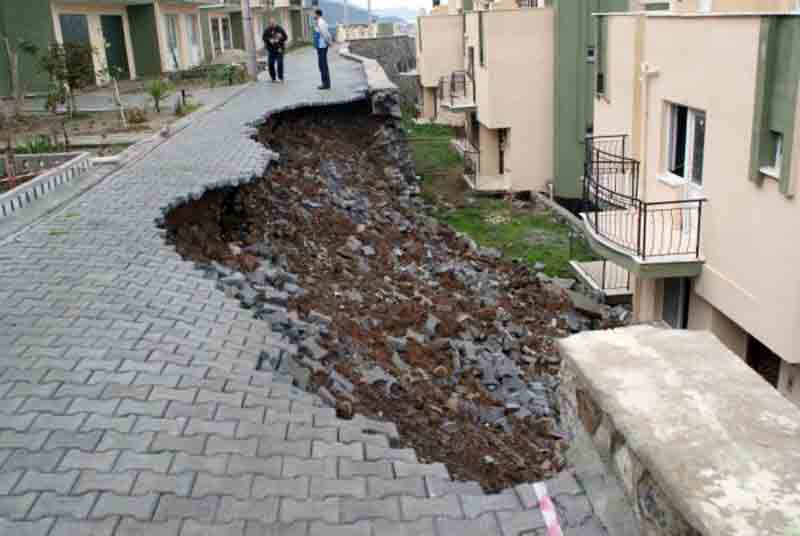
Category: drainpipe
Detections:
[
  {"x1": 639, "y1": 61, "x2": 658, "y2": 202},
  {"x1": 635, "y1": 60, "x2": 658, "y2": 320}
]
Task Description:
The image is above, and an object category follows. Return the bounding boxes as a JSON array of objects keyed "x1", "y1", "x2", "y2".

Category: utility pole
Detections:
[
  {"x1": 367, "y1": 0, "x2": 372, "y2": 32},
  {"x1": 344, "y1": 0, "x2": 349, "y2": 25},
  {"x1": 241, "y1": 0, "x2": 258, "y2": 82}
]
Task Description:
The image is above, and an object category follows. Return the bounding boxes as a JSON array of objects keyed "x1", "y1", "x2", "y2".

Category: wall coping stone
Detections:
[{"x1": 557, "y1": 325, "x2": 800, "y2": 535}]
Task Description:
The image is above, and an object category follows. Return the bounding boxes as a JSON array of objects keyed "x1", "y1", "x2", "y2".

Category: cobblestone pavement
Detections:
[{"x1": 0, "y1": 48, "x2": 612, "y2": 535}]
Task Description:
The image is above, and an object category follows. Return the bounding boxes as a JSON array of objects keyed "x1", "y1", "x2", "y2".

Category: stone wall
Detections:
[{"x1": 347, "y1": 36, "x2": 417, "y2": 106}]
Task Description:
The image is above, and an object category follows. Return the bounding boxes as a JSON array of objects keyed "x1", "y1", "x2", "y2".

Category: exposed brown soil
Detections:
[{"x1": 164, "y1": 102, "x2": 590, "y2": 492}]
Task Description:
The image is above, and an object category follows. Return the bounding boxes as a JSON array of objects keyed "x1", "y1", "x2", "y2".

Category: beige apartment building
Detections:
[
  {"x1": 578, "y1": 0, "x2": 800, "y2": 405},
  {"x1": 416, "y1": 0, "x2": 636, "y2": 200}
]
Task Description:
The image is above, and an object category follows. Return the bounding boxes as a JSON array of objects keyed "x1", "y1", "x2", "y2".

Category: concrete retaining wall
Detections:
[
  {"x1": 347, "y1": 36, "x2": 417, "y2": 106},
  {"x1": 557, "y1": 325, "x2": 800, "y2": 536},
  {"x1": 1, "y1": 152, "x2": 92, "y2": 219}
]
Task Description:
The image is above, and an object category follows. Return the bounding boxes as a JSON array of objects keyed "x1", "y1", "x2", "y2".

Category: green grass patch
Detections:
[
  {"x1": 402, "y1": 110, "x2": 581, "y2": 277},
  {"x1": 63, "y1": 212, "x2": 80, "y2": 219},
  {"x1": 436, "y1": 200, "x2": 578, "y2": 277},
  {"x1": 48, "y1": 229, "x2": 68, "y2": 236}
]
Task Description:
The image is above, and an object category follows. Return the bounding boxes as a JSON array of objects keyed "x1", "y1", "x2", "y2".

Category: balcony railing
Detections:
[
  {"x1": 437, "y1": 71, "x2": 475, "y2": 111},
  {"x1": 583, "y1": 135, "x2": 706, "y2": 261},
  {"x1": 462, "y1": 140, "x2": 479, "y2": 186}
]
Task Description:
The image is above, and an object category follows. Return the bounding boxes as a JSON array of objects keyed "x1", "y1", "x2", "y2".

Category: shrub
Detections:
[
  {"x1": 16, "y1": 135, "x2": 62, "y2": 154},
  {"x1": 144, "y1": 79, "x2": 173, "y2": 113},
  {"x1": 126, "y1": 106, "x2": 148, "y2": 124}
]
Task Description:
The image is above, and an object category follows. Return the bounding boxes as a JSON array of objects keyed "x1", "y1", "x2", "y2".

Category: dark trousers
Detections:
[
  {"x1": 317, "y1": 47, "x2": 330, "y2": 88},
  {"x1": 268, "y1": 50, "x2": 284, "y2": 81}
]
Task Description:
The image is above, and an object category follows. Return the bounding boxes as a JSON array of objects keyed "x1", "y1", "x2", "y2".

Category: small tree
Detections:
[
  {"x1": 38, "y1": 42, "x2": 95, "y2": 117},
  {"x1": 145, "y1": 79, "x2": 173, "y2": 114}
]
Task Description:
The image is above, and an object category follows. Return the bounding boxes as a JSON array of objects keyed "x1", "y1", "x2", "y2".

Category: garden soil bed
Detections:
[{"x1": 163, "y1": 101, "x2": 625, "y2": 492}]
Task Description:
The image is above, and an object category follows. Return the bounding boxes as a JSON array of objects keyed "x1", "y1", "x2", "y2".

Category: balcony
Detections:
[
  {"x1": 437, "y1": 71, "x2": 476, "y2": 112},
  {"x1": 568, "y1": 232, "x2": 632, "y2": 304},
  {"x1": 580, "y1": 135, "x2": 706, "y2": 278}
]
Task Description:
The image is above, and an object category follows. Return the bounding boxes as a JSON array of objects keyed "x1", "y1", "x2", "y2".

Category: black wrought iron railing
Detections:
[
  {"x1": 462, "y1": 139, "x2": 480, "y2": 187},
  {"x1": 583, "y1": 135, "x2": 706, "y2": 261},
  {"x1": 437, "y1": 70, "x2": 475, "y2": 109}
]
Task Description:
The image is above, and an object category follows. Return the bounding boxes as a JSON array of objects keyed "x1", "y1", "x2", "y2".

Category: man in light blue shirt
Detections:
[{"x1": 313, "y1": 9, "x2": 332, "y2": 90}]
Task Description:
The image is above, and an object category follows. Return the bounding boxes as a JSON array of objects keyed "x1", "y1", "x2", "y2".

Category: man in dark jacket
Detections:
[{"x1": 263, "y1": 17, "x2": 288, "y2": 83}]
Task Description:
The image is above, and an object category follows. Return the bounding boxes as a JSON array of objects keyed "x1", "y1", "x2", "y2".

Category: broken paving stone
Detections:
[
  {"x1": 387, "y1": 336, "x2": 407, "y2": 353},
  {"x1": 566, "y1": 290, "x2": 605, "y2": 319},
  {"x1": 392, "y1": 352, "x2": 410, "y2": 371},
  {"x1": 424, "y1": 315, "x2": 440, "y2": 337},
  {"x1": 308, "y1": 310, "x2": 333, "y2": 326},
  {"x1": 346, "y1": 236, "x2": 363, "y2": 252},
  {"x1": 406, "y1": 329, "x2": 425, "y2": 344},
  {"x1": 300, "y1": 338, "x2": 328, "y2": 361},
  {"x1": 330, "y1": 370, "x2": 355, "y2": 393}
]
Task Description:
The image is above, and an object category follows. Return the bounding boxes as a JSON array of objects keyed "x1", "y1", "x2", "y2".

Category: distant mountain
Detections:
[
  {"x1": 373, "y1": 7, "x2": 420, "y2": 22},
  {"x1": 318, "y1": 0, "x2": 370, "y2": 26},
  {"x1": 318, "y1": 2, "x2": 419, "y2": 27}
]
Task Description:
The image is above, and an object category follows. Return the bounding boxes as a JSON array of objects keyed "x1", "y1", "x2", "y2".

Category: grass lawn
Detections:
[{"x1": 404, "y1": 119, "x2": 580, "y2": 278}]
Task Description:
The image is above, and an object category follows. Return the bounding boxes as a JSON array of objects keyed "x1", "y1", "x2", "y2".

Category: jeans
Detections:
[
  {"x1": 268, "y1": 50, "x2": 284, "y2": 81},
  {"x1": 317, "y1": 47, "x2": 330, "y2": 88}
]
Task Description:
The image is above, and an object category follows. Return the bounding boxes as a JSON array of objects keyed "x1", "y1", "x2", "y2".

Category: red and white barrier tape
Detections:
[{"x1": 534, "y1": 482, "x2": 563, "y2": 536}]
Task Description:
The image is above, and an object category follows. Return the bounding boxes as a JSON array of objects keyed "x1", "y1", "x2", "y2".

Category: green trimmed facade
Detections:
[
  {"x1": 552, "y1": 0, "x2": 630, "y2": 201},
  {"x1": 751, "y1": 16, "x2": 800, "y2": 197},
  {"x1": 0, "y1": 0, "x2": 55, "y2": 96},
  {"x1": 127, "y1": 4, "x2": 161, "y2": 78}
]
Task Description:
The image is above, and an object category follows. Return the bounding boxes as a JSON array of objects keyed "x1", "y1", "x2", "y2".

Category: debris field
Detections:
[{"x1": 163, "y1": 101, "x2": 627, "y2": 492}]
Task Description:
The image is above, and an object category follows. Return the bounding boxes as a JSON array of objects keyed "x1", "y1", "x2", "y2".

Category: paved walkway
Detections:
[{"x1": 0, "y1": 48, "x2": 607, "y2": 536}]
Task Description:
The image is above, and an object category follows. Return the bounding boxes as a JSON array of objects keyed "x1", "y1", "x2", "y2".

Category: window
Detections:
[
  {"x1": 478, "y1": 12, "x2": 484, "y2": 66},
  {"x1": 760, "y1": 131, "x2": 783, "y2": 179},
  {"x1": 164, "y1": 14, "x2": 180, "y2": 71},
  {"x1": 594, "y1": 16, "x2": 607, "y2": 96},
  {"x1": 667, "y1": 104, "x2": 705, "y2": 186}
]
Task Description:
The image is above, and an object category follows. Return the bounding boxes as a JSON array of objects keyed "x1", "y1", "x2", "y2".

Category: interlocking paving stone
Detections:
[
  {"x1": 75, "y1": 470, "x2": 138, "y2": 495},
  {"x1": 29, "y1": 491, "x2": 96, "y2": 519},
  {"x1": 50, "y1": 517, "x2": 117, "y2": 536},
  {"x1": 117, "y1": 518, "x2": 182, "y2": 536},
  {"x1": 133, "y1": 471, "x2": 195, "y2": 497},
  {"x1": 193, "y1": 474, "x2": 252, "y2": 500},
  {"x1": 155, "y1": 495, "x2": 219, "y2": 522},
  {"x1": 0, "y1": 517, "x2": 54, "y2": 536},
  {"x1": 15, "y1": 470, "x2": 79, "y2": 495},
  {"x1": 91, "y1": 492, "x2": 159, "y2": 520}
]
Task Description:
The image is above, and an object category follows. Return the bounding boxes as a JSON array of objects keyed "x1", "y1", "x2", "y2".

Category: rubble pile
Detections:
[{"x1": 163, "y1": 101, "x2": 629, "y2": 491}]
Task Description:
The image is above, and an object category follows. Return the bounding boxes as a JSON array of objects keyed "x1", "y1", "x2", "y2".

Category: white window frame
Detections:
[
  {"x1": 209, "y1": 14, "x2": 233, "y2": 58},
  {"x1": 665, "y1": 103, "x2": 705, "y2": 188},
  {"x1": 164, "y1": 13, "x2": 181, "y2": 71},
  {"x1": 185, "y1": 13, "x2": 204, "y2": 66}
]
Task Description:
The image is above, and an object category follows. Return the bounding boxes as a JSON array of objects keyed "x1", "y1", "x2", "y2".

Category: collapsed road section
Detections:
[{"x1": 162, "y1": 99, "x2": 627, "y2": 492}]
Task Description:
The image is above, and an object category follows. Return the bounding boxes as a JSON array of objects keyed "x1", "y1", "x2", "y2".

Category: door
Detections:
[
  {"x1": 59, "y1": 14, "x2": 96, "y2": 84},
  {"x1": 100, "y1": 15, "x2": 130, "y2": 79},
  {"x1": 662, "y1": 278, "x2": 690, "y2": 329},
  {"x1": 746, "y1": 336, "x2": 781, "y2": 388},
  {"x1": 221, "y1": 17, "x2": 233, "y2": 51},
  {"x1": 164, "y1": 14, "x2": 180, "y2": 70},
  {"x1": 186, "y1": 14, "x2": 203, "y2": 66},
  {"x1": 211, "y1": 17, "x2": 222, "y2": 57},
  {"x1": 290, "y1": 11, "x2": 302, "y2": 44}
]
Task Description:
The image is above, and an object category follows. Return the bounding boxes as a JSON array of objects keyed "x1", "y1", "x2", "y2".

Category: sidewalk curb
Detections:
[{"x1": 0, "y1": 83, "x2": 254, "y2": 246}]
